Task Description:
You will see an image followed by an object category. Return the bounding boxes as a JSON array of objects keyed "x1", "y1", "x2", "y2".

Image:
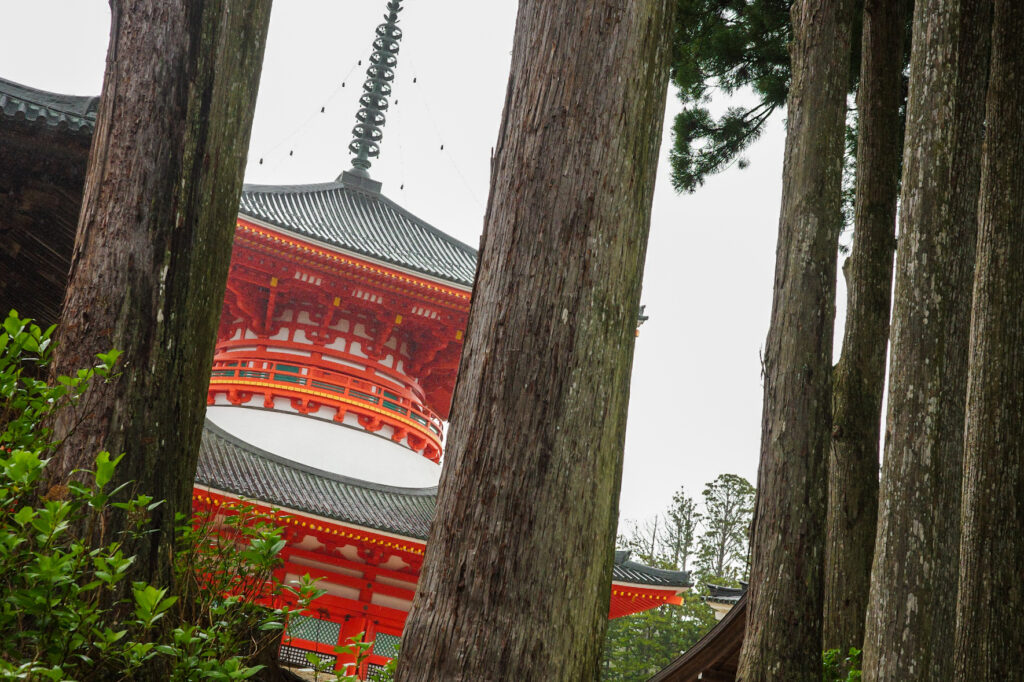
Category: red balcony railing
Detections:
[{"x1": 209, "y1": 353, "x2": 443, "y2": 460}]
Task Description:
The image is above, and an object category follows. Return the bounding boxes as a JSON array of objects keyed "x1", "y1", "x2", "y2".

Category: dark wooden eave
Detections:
[
  {"x1": 647, "y1": 593, "x2": 746, "y2": 682},
  {"x1": 0, "y1": 77, "x2": 97, "y2": 327}
]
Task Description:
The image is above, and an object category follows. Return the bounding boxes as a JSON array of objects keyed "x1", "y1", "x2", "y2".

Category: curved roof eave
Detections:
[{"x1": 238, "y1": 179, "x2": 478, "y2": 288}]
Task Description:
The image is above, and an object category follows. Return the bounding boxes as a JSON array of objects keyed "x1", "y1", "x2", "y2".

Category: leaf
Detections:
[
  {"x1": 13, "y1": 506, "x2": 35, "y2": 526},
  {"x1": 94, "y1": 451, "x2": 125, "y2": 489}
]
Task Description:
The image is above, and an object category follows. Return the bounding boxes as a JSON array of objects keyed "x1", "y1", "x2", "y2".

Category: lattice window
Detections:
[
  {"x1": 366, "y1": 662, "x2": 392, "y2": 681},
  {"x1": 372, "y1": 632, "x2": 401, "y2": 659},
  {"x1": 286, "y1": 614, "x2": 341, "y2": 646},
  {"x1": 279, "y1": 644, "x2": 337, "y2": 669}
]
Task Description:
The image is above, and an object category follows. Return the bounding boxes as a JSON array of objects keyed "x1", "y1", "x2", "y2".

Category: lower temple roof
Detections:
[
  {"x1": 197, "y1": 423, "x2": 690, "y2": 589},
  {"x1": 197, "y1": 421, "x2": 437, "y2": 539}
]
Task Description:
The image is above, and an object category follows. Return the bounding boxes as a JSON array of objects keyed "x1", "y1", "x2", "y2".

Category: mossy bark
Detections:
[
  {"x1": 823, "y1": 0, "x2": 907, "y2": 656},
  {"x1": 952, "y1": 2, "x2": 1024, "y2": 678},
  {"x1": 736, "y1": 0, "x2": 853, "y2": 679},
  {"x1": 47, "y1": 0, "x2": 272, "y2": 586},
  {"x1": 861, "y1": 0, "x2": 990, "y2": 679},
  {"x1": 393, "y1": 1, "x2": 675, "y2": 679}
]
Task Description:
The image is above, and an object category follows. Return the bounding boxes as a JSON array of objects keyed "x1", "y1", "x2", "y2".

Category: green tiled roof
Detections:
[
  {"x1": 704, "y1": 582, "x2": 746, "y2": 605},
  {"x1": 0, "y1": 77, "x2": 97, "y2": 136},
  {"x1": 239, "y1": 173, "x2": 478, "y2": 287},
  {"x1": 613, "y1": 550, "x2": 691, "y2": 588}
]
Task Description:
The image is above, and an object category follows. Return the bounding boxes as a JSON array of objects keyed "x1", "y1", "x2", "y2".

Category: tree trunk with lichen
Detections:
[
  {"x1": 393, "y1": 1, "x2": 675, "y2": 680},
  {"x1": 861, "y1": 0, "x2": 990, "y2": 679},
  {"x1": 952, "y1": 2, "x2": 1024, "y2": 678},
  {"x1": 823, "y1": 0, "x2": 907, "y2": 657},
  {"x1": 736, "y1": 0, "x2": 852, "y2": 679},
  {"x1": 46, "y1": 0, "x2": 272, "y2": 587}
]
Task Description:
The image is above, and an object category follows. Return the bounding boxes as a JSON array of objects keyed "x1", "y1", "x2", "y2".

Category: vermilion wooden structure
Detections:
[
  {"x1": 198, "y1": 206, "x2": 690, "y2": 675},
  {"x1": 0, "y1": 58, "x2": 692, "y2": 680}
]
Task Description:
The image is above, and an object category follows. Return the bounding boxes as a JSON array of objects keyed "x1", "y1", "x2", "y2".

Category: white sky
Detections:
[{"x1": 1, "y1": 1, "x2": 817, "y2": 527}]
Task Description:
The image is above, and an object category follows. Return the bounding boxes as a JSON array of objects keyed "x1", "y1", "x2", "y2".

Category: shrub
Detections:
[
  {"x1": 823, "y1": 647, "x2": 862, "y2": 682},
  {"x1": 0, "y1": 311, "x2": 318, "y2": 680}
]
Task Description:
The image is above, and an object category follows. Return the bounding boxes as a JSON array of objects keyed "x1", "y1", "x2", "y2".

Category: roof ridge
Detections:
[
  {"x1": 237, "y1": 182, "x2": 477, "y2": 286},
  {"x1": 0, "y1": 76, "x2": 99, "y2": 124},
  {"x1": 619, "y1": 559, "x2": 691, "y2": 585},
  {"x1": 241, "y1": 180, "x2": 347, "y2": 194},
  {"x1": 240, "y1": 181, "x2": 477, "y2": 258}
]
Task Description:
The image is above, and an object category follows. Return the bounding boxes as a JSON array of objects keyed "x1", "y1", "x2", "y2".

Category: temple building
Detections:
[
  {"x1": 0, "y1": 3, "x2": 690, "y2": 677},
  {"x1": 704, "y1": 583, "x2": 746, "y2": 621}
]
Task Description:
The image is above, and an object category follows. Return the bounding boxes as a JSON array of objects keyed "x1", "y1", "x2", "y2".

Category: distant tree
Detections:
[
  {"x1": 600, "y1": 595, "x2": 716, "y2": 682},
  {"x1": 601, "y1": 502, "x2": 717, "y2": 682},
  {"x1": 664, "y1": 486, "x2": 700, "y2": 572},
  {"x1": 393, "y1": 1, "x2": 677, "y2": 679},
  {"x1": 45, "y1": 0, "x2": 272, "y2": 587},
  {"x1": 737, "y1": 0, "x2": 854, "y2": 679},
  {"x1": 626, "y1": 516, "x2": 663, "y2": 567},
  {"x1": 695, "y1": 474, "x2": 754, "y2": 585},
  {"x1": 952, "y1": 2, "x2": 1024, "y2": 676},
  {"x1": 861, "y1": 0, "x2": 991, "y2": 678}
]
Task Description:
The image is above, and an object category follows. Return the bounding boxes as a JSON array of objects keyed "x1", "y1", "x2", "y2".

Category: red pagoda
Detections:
[
  {"x1": 192, "y1": 1, "x2": 689, "y2": 676},
  {"x1": 0, "y1": 2, "x2": 690, "y2": 677}
]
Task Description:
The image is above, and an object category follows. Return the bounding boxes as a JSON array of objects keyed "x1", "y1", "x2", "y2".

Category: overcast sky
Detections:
[{"x1": 2, "y1": 2, "x2": 803, "y2": 528}]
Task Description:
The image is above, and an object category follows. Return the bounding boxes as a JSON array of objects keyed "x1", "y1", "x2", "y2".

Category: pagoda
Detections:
[
  {"x1": 196, "y1": 2, "x2": 689, "y2": 676},
  {"x1": 0, "y1": 2, "x2": 690, "y2": 678}
]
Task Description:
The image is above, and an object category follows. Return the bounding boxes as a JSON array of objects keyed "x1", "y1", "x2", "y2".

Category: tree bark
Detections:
[
  {"x1": 952, "y1": 2, "x2": 1024, "y2": 678},
  {"x1": 47, "y1": 0, "x2": 272, "y2": 586},
  {"x1": 823, "y1": 0, "x2": 907, "y2": 656},
  {"x1": 393, "y1": 1, "x2": 675, "y2": 679},
  {"x1": 736, "y1": 0, "x2": 853, "y2": 679},
  {"x1": 861, "y1": 0, "x2": 990, "y2": 679}
]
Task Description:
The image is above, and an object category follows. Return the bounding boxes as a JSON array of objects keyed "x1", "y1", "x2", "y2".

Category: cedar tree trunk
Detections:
[
  {"x1": 861, "y1": 0, "x2": 990, "y2": 679},
  {"x1": 823, "y1": 0, "x2": 907, "y2": 655},
  {"x1": 952, "y1": 2, "x2": 1024, "y2": 678},
  {"x1": 736, "y1": 0, "x2": 852, "y2": 679},
  {"x1": 393, "y1": 1, "x2": 675, "y2": 679},
  {"x1": 47, "y1": 0, "x2": 272, "y2": 586}
]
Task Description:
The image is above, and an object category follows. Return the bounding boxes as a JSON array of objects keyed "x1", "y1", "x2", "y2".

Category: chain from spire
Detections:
[{"x1": 348, "y1": 0, "x2": 404, "y2": 176}]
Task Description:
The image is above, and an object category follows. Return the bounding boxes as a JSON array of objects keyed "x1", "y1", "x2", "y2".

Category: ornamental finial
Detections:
[{"x1": 347, "y1": 0, "x2": 404, "y2": 178}]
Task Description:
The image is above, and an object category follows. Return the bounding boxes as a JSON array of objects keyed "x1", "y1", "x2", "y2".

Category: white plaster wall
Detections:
[
  {"x1": 285, "y1": 572, "x2": 360, "y2": 601},
  {"x1": 206, "y1": 405, "x2": 441, "y2": 488}
]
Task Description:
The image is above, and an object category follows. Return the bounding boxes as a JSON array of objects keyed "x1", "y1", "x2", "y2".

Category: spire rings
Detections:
[{"x1": 348, "y1": 0, "x2": 405, "y2": 173}]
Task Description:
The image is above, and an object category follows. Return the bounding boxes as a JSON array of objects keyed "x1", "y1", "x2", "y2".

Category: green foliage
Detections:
[
  {"x1": 695, "y1": 473, "x2": 755, "y2": 586},
  {"x1": 602, "y1": 476, "x2": 754, "y2": 680},
  {"x1": 600, "y1": 595, "x2": 717, "y2": 681},
  {"x1": 0, "y1": 311, "x2": 119, "y2": 452},
  {"x1": 823, "y1": 647, "x2": 862, "y2": 682},
  {"x1": 668, "y1": 0, "x2": 872, "y2": 193},
  {"x1": 669, "y1": 0, "x2": 791, "y2": 192},
  {"x1": 294, "y1": 631, "x2": 397, "y2": 682},
  {"x1": 0, "y1": 310, "x2": 319, "y2": 680},
  {"x1": 664, "y1": 487, "x2": 699, "y2": 572}
]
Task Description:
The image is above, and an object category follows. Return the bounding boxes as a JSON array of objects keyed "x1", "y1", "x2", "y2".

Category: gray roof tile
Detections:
[
  {"x1": 196, "y1": 421, "x2": 436, "y2": 539},
  {"x1": 613, "y1": 550, "x2": 692, "y2": 588},
  {"x1": 197, "y1": 424, "x2": 689, "y2": 588},
  {"x1": 704, "y1": 582, "x2": 747, "y2": 604},
  {"x1": 239, "y1": 173, "x2": 478, "y2": 287},
  {"x1": 0, "y1": 77, "x2": 97, "y2": 136}
]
